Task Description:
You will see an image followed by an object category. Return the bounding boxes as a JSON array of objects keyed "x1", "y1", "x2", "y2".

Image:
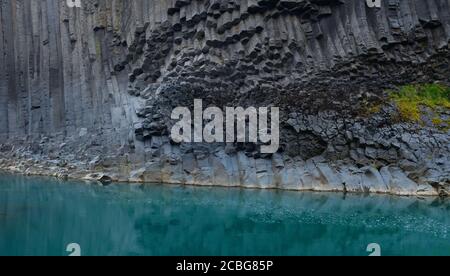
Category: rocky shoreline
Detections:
[
  {"x1": 0, "y1": 158, "x2": 444, "y2": 197},
  {"x1": 1, "y1": 110, "x2": 448, "y2": 197}
]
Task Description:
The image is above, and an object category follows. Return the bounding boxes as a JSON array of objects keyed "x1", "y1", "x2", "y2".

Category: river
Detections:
[{"x1": 0, "y1": 173, "x2": 449, "y2": 256}]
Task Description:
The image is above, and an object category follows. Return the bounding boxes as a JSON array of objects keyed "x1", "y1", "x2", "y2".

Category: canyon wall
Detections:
[
  {"x1": 0, "y1": 0, "x2": 140, "y2": 143},
  {"x1": 0, "y1": 0, "x2": 449, "y2": 196}
]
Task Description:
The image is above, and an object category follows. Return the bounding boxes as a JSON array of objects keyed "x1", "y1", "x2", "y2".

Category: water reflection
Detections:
[{"x1": 0, "y1": 173, "x2": 449, "y2": 256}]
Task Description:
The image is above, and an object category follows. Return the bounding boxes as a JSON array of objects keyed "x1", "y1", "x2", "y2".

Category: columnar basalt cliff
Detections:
[{"x1": 0, "y1": 0, "x2": 449, "y2": 196}]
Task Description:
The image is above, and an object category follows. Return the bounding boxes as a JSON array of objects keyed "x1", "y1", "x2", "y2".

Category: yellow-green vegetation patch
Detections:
[
  {"x1": 388, "y1": 83, "x2": 450, "y2": 125},
  {"x1": 367, "y1": 104, "x2": 382, "y2": 115},
  {"x1": 432, "y1": 117, "x2": 443, "y2": 126}
]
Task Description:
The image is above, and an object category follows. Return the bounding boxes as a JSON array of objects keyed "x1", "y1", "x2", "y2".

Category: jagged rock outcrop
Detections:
[{"x1": 0, "y1": 0, "x2": 449, "y2": 196}]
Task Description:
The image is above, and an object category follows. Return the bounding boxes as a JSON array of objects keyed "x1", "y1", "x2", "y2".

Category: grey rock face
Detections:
[{"x1": 0, "y1": 0, "x2": 449, "y2": 196}]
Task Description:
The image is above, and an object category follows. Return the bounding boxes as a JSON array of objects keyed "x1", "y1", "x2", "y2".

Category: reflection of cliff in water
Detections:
[{"x1": 0, "y1": 173, "x2": 449, "y2": 256}]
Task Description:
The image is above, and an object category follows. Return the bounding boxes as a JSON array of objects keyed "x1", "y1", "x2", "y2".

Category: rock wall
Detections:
[
  {"x1": 0, "y1": 0, "x2": 449, "y2": 196},
  {"x1": 0, "y1": 0, "x2": 139, "y2": 142}
]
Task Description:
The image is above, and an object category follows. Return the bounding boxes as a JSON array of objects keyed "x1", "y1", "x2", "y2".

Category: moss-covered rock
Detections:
[{"x1": 388, "y1": 83, "x2": 450, "y2": 129}]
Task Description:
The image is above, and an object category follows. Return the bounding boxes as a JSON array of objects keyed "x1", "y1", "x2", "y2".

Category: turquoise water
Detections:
[{"x1": 0, "y1": 173, "x2": 449, "y2": 256}]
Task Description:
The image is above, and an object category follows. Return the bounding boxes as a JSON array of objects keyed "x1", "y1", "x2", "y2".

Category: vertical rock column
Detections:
[{"x1": 0, "y1": 0, "x2": 141, "y2": 143}]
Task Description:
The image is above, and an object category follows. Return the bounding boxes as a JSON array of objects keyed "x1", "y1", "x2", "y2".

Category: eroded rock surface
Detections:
[{"x1": 0, "y1": 0, "x2": 449, "y2": 196}]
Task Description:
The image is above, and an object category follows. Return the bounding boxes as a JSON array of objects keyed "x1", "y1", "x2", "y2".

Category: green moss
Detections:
[
  {"x1": 388, "y1": 83, "x2": 450, "y2": 123},
  {"x1": 394, "y1": 98, "x2": 421, "y2": 122},
  {"x1": 432, "y1": 117, "x2": 443, "y2": 126},
  {"x1": 367, "y1": 104, "x2": 382, "y2": 115}
]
